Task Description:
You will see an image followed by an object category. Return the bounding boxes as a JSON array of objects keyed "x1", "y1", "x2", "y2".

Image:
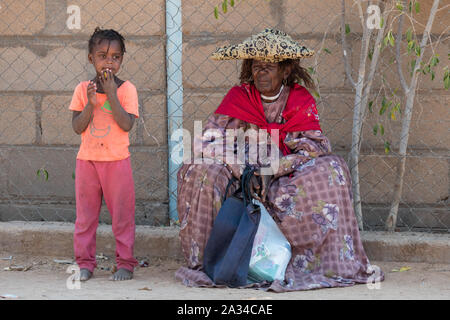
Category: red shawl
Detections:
[{"x1": 215, "y1": 83, "x2": 321, "y2": 155}]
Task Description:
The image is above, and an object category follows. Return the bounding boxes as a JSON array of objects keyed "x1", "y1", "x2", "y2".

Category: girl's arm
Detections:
[{"x1": 72, "y1": 81, "x2": 96, "y2": 134}]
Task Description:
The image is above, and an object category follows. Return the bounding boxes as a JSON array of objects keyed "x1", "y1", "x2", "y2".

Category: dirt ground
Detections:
[{"x1": 0, "y1": 252, "x2": 449, "y2": 300}]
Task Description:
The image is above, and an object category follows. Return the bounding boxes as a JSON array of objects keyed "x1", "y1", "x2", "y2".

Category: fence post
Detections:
[{"x1": 166, "y1": 0, "x2": 183, "y2": 225}]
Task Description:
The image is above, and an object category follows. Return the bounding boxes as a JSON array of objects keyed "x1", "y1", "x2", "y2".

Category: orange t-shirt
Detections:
[{"x1": 69, "y1": 80, "x2": 139, "y2": 161}]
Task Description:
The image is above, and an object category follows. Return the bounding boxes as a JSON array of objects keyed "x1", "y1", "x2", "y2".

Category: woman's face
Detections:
[{"x1": 251, "y1": 60, "x2": 290, "y2": 97}]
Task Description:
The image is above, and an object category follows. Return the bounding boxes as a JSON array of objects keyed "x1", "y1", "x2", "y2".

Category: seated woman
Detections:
[{"x1": 175, "y1": 29, "x2": 383, "y2": 291}]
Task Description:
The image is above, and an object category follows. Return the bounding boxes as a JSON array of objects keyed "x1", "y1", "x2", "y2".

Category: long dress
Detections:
[{"x1": 175, "y1": 85, "x2": 384, "y2": 292}]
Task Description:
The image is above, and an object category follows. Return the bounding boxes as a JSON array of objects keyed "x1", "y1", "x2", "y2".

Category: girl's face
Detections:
[{"x1": 88, "y1": 39, "x2": 124, "y2": 77}]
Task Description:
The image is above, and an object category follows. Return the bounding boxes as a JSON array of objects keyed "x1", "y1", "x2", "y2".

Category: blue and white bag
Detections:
[{"x1": 248, "y1": 200, "x2": 291, "y2": 283}]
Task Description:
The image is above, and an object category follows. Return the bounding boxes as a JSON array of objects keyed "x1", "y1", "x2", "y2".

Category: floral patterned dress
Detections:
[{"x1": 175, "y1": 86, "x2": 383, "y2": 291}]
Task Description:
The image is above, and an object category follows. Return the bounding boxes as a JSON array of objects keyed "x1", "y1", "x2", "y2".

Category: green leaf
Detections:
[
  {"x1": 323, "y1": 48, "x2": 332, "y2": 54},
  {"x1": 430, "y1": 55, "x2": 439, "y2": 67},
  {"x1": 222, "y1": 0, "x2": 227, "y2": 13},
  {"x1": 390, "y1": 109, "x2": 397, "y2": 120},
  {"x1": 373, "y1": 124, "x2": 378, "y2": 135},
  {"x1": 410, "y1": 59, "x2": 416, "y2": 75},
  {"x1": 415, "y1": 45, "x2": 421, "y2": 57},
  {"x1": 444, "y1": 69, "x2": 449, "y2": 90},
  {"x1": 214, "y1": 6, "x2": 219, "y2": 19},
  {"x1": 380, "y1": 17, "x2": 385, "y2": 29},
  {"x1": 230, "y1": 0, "x2": 235, "y2": 7},
  {"x1": 383, "y1": 35, "x2": 389, "y2": 47},
  {"x1": 415, "y1": 1, "x2": 420, "y2": 13},
  {"x1": 388, "y1": 30, "x2": 395, "y2": 47},
  {"x1": 384, "y1": 141, "x2": 391, "y2": 154},
  {"x1": 345, "y1": 24, "x2": 350, "y2": 34},
  {"x1": 407, "y1": 40, "x2": 415, "y2": 54},
  {"x1": 396, "y1": 2, "x2": 403, "y2": 11},
  {"x1": 406, "y1": 28, "x2": 412, "y2": 42},
  {"x1": 380, "y1": 97, "x2": 388, "y2": 115},
  {"x1": 36, "y1": 168, "x2": 49, "y2": 181},
  {"x1": 312, "y1": 90, "x2": 320, "y2": 99},
  {"x1": 380, "y1": 124, "x2": 385, "y2": 136},
  {"x1": 368, "y1": 101, "x2": 373, "y2": 113}
]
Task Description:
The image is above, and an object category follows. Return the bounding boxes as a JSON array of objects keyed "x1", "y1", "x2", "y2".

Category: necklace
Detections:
[{"x1": 260, "y1": 85, "x2": 284, "y2": 101}]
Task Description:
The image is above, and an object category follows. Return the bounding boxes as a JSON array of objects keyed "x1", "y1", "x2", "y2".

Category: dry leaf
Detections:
[
  {"x1": 138, "y1": 287, "x2": 152, "y2": 291},
  {"x1": 391, "y1": 266, "x2": 411, "y2": 272}
]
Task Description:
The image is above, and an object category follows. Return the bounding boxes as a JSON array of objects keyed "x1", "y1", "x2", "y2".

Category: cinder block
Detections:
[
  {"x1": 182, "y1": 0, "x2": 278, "y2": 35},
  {"x1": 0, "y1": 41, "x2": 164, "y2": 92},
  {"x1": 183, "y1": 40, "x2": 242, "y2": 89},
  {"x1": 1, "y1": 146, "x2": 168, "y2": 202},
  {"x1": 362, "y1": 205, "x2": 450, "y2": 231},
  {"x1": 284, "y1": 0, "x2": 359, "y2": 35},
  {"x1": 182, "y1": 91, "x2": 226, "y2": 140},
  {"x1": 0, "y1": 95, "x2": 35, "y2": 144},
  {"x1": 317, "y1": 91, "x2": 449, "y2": 151},
  {"x1": 360, "y1": 93, "x2": 449, "y2": 150},
  {"x1": 0, "y1": 45, "x2": 88, "y2": 91},
  {"x1": 358, "y1": 154, "x2": 448, "y2": 204},
  {"x1": 41, "y1": 95, "x2": 80, "y2": 145},
  {"x1": 130, "y1": 147, "x2": 168, "y2": 202},
  {"x1": 400, "y1": 0, "x2": 449, "y2": 34},
  {"x1": 300, "y1": 38, "x2": 347, "y2": 89},
  {"x1": 0, "y1": 0, "x2": 45, "y2": 35},
  {"x1": 139, "y1": 93, "x2": 167, "y2": 146},
  {"x1": 349, "y1": 38, "x2": 448, "y2": 91},
  {"x1": 119, "y1": 41, "x2": 165, "y2": 91},
  {"x1": 0, "y1": 201, "x2": 169, "y2": 226},
  {"x1": 408, "y1": 94, "x2": 449, "y2": 149},
  {"x1": 65, "y1": 0, "x2": 165, "y2": 36},
  {"x1": 320, "y1": 118, "x2": 352, "y2": 149}
]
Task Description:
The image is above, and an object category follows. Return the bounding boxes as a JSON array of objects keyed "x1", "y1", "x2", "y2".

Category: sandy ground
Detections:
[{"x1": 0, "y1": 252, "x2": 449, "y2": 300}]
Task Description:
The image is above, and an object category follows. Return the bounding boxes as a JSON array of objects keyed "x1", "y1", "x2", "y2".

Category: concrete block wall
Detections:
[
  {"x1": 0, "y1": 0, "x2": 448, "y2": 230},
  {"x1": 0, "y1": 0, "x2": 168, "y2": 225}
]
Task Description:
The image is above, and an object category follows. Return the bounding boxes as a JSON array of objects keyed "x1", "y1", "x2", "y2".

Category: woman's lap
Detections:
[{"x1": 176, "y1": 155, "x2": 381, "y2": 290}]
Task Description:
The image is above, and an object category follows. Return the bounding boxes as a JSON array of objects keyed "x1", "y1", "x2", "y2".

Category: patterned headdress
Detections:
[{"x1": 210, "y1": 28, "x2": 314, "y2": 63}]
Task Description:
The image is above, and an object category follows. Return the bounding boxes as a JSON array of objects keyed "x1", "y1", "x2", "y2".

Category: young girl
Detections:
[{"x1": 69, "y1": 28, "x2": 139, "y2": 281}]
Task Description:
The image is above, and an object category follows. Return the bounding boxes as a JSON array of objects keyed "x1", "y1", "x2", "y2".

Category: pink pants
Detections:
[{"x1": 74, "y1": 157, "x2": 138, "y2": 272}]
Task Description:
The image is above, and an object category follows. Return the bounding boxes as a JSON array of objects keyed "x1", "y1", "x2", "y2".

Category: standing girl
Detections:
[{"x1": 69, "y1": 28, "x2": 139, "y2": 281}]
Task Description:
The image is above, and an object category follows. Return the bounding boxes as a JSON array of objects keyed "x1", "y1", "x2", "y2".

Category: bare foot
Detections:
[
  {"x1": 110, "y1": 268, "x2": 133, "y2": 281},
  {"x1": 80, "y1": 268, "x2": 92, "y2": 281}
]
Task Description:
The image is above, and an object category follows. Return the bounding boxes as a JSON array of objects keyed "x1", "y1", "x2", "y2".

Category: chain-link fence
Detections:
[{"x1": 0, "y1": 0, "x2": 448, "y2": 232}]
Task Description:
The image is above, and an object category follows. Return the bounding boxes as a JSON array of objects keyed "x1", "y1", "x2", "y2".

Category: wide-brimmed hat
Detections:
[{"x1": 210, "y1": 28, "x2": 314, "y2": 63}]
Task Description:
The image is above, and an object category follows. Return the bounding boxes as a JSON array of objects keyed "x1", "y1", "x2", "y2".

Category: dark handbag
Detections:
[{"x1": 203, "y1": 166, "x2": 261, "y2": 287}]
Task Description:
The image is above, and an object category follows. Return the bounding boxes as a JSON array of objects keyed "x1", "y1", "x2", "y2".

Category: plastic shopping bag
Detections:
[{"x1": 248, "y1": 200, "x2": 291, "y2": 283}]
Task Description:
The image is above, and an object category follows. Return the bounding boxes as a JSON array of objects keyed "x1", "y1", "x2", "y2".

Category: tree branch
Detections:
[
  {"x1": 341, "y1": 0, "x2": 356, "y2": 88},
  {"x1": 395, "y1": 0, "x2": 410, "y2": 92}
]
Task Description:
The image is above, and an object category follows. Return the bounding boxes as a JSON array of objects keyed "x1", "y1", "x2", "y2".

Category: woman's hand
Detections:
[
  {"x1": 99, "y1": 69, "x2": 118, "y2": 99},
  {"x1": 87, "y1": 80, "x2": 97, "y2": 107},
  {"x1": 249, "y1": 168, "x2": 273, "y2": 202}
]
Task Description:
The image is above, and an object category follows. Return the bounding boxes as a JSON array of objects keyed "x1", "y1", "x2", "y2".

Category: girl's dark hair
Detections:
[
  {"x1": 239, "y1": 59, "x2": 316, "y2": 91},
  {"x1": 88, "y1": 27, "x2": 126, "y2": 54}
]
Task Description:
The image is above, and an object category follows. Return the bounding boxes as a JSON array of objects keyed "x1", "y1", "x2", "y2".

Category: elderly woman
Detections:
[{"x1": 175, "y1": 29, "x2": 383, "y2": 291}]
